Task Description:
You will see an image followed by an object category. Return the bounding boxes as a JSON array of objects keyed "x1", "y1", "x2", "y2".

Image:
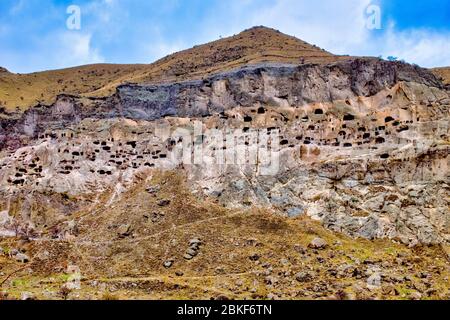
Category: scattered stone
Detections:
[
  {"x1": 183, "y1": 238, "x2": 202, "y2": 260},
  {"x1": 245, "y1": 238, "x2": 259, "y2": 246},
  {"x1": 21, "y1": 292, "x2": 36, "y2": 300},
  {"x1": 382, "y1": 284, "x2": 398, "y2": 296},
  {"x1": 163, "y1": 259, "x2": 174, "y2": 268},
  {"x1": 189, "y1": 239, "x2": 201, "y2": 251},
  {"x1": 365, "y1": 266, "x2": 381, "y2": 276},
  {"x1": 334, "y1": 290, "x2": 349, "y2": 300},
  {"x1": 14, "y1": 253, "x2": 30, "y2": 263},
  {"x1": 266, "y1": 293, "x2": 278, "y2": 300},
  {"x1": 308, "y1": 237, "x2": 328, "y2": 250},
  {"x1": 295, "y1": 271, "x2": 313, "y2": 283},
  {"x1": 412, "y1": 282, "x2": 427, "y2": 292},
  {"x1": 175, "y1": 271, "x2": 184, "y2": 277},
  {"x1": 249, "y1": 253, "x2": 260, "y2": 261},
  {"x1": 189, "y1": 238, "x2": 202, "y2": 246},
  {"x1": 328, "y1": 268, "x2": 338, "y2": 277},
  {"x1": 117, "y1": 224, "x2": 132, "y2": 238},
  {"x1": 215, "y1": 266, "x2": 225, "y2": 275},
  {"x1": 417, "y1": 271, "x2": 430, "y2": 279},
  {"x1": 264, "y1": 276, "x2": 279, "y2": 286},
  {"x1": 410, "y1": 291, "x2": 423, "y2": 300},
  {"x1": 363, "y1": 258, "x2": 378, "y2": 265},
  {"x1": 186, "y1": 248, "x2": 198, "y2": 257},
  {"x1": 404, "y1": 275, "x2": 413, "y2": 282},
  {"x1": 151, "y1": 212, "x2": 164, "y2": 223},
  {"x1": 367, "y1": 272, "x2": 382, "y2": 288},
  {"x1": 157, "y1": 199, "x2": 171, "y2": 207},
  {"x1": 146, "y1": 185, "x2": 160, "y2": 195},
  {"x1": 425, "y1": 288, "x2": 437, "y2": 297},
  {"x1": 293, "y1": 244, "x2": 306, "y2": 254}
]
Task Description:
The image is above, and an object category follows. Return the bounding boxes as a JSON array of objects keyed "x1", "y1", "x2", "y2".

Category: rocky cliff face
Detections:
[
  {"x1": 0, "y1": 58, "x2": 442, "y2": 139},
  {"x1": 0, "y1": 58, "x2": 448, "y2": 245}
]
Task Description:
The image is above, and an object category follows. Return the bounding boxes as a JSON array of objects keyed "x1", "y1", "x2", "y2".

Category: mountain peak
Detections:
[
  {"x1": 139, "y1": 25, "x2": 344, "y2": 84},
  {"x1": 0, "y1": 26, "x2": 350, "y2": 111}
]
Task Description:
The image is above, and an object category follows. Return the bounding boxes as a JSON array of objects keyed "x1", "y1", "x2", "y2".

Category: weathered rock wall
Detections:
[
  {"x1": 0, "y1": 58, "x2": 448, "y2": 245},
  {"x1": 0, "y1": 58, "x2": 444, "y2": 150}
]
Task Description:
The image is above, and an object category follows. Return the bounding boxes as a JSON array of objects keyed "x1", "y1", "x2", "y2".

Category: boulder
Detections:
[
  {"x1": 410, "y1": 291, "x2": 423, "y2": 300},
  {"x1": 21, "y1": 292, "x2": 36, "y2": 300},
  {"x1": 308, "y1": 237, "x2": 328, "y2": 250},
  {"x1": 157, "y1": 199, "x2": 171, "y2": 207},
  {"x1": 367, "y1": 272, "x2": 382, "y2": 288},
  {"x1": 146, "y1": 185, "x2": 160, "y2": 195},
  {"x1": 163, "y1": 259, "x2": 174, "y2": 268},
  {"x1": 14, "y1": 253, "x2": 30, "y2": 263},
  {"x1": 295, "y1": 271, "x2": 313, "y2": 283},
  {"x1": 189, "y1": 238, "x2": 202, "y2": 246},
  {"x1": 183, "y1": 253, "x2": 193, "y2": 260},
  {"x1": 117, "y1": 224, "x2": 132, "y2": 238},
  {"x1": 186, "y1": 248, "x2": 198, "y2": 257}
]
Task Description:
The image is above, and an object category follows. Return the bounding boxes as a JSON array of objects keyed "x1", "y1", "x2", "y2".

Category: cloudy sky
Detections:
[{"x1": 1, "y1": 0, "x2": 450, "y2": 73}]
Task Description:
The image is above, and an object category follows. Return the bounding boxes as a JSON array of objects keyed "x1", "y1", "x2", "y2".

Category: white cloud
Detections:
[
  {"x1": 197, "y1": 0, "x2": 372, "y2": 54},
  {"x1": 246, "y1": 0, "x2": 372, "y2": 53},
  {"x1": 375, "y1": 27, "x2": 450, "y2": 68},
  {"x1": 145, "y1": 41, "x2": 185, "y2": 61},
  {"x1": 0, "y1": 31, "x2": 104, "y2": 73},
  {"x1": 56, "y1": 32, "x2": 104, "y2": 67}
]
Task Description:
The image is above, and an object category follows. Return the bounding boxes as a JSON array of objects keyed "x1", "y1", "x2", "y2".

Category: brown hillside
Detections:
[
  {"x1": 0, "y1": 26, "x2": 349, "y2": 112},
  {"x1": 432, "y1": 67, "x2": 450, "y2": 85},
  {"x1": 1, "y1": 171, "x2": 448, "y2": 300}
]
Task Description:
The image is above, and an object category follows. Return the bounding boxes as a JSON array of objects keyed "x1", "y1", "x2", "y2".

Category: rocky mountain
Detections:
[
  {"x1": 0, "y1": 27, "x2": 448, "y2": 300},
  {"x1": 0, "y1": 27, "x2": 346, "y2": 112}
]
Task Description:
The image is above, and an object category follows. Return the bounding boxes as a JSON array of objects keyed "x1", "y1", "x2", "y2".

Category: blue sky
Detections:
[{"x1": 1, "y1": 0, "x2": 450, "y2": 73}]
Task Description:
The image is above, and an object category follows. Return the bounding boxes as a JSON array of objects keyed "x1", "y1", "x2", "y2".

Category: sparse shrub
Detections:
[
  {"x1": 59, "y1": 285, "x2": 71, "y2": 300},
  {"x1": 102, "y1": 292, "x2": 119, "y2": 300},
  {"x1": 0, "y1": 292, "x2": 10, "y2": 300}
]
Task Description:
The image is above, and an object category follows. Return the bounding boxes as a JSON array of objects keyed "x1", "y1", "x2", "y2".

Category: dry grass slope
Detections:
[
  {"x1": 432, "y1": 67, "x2": 450, "y2": 85},
  {"x1": 0, "y1": 171, "x2": 448, "y2": 300}
]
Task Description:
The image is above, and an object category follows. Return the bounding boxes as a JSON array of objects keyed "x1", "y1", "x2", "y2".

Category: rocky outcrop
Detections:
[
  {"x1": 0, "y1": 57, "x2": 448, "y2": 245},
  {"x1": 116, "y1": 58, "x2": 441, "y2": 121},
  {"x1": 0, "y1": 58, "x2": 443, "y2": 149}
]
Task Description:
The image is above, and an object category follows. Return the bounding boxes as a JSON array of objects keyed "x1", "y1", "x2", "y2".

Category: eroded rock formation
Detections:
[{"x1": 0, "y1": 58, "x2": 449, "y2": 245}]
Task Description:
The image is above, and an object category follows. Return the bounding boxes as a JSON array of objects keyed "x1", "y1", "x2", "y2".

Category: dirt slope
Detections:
[{"x1": 0, "y1": 171, "x2": 448, "y2": 300}]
